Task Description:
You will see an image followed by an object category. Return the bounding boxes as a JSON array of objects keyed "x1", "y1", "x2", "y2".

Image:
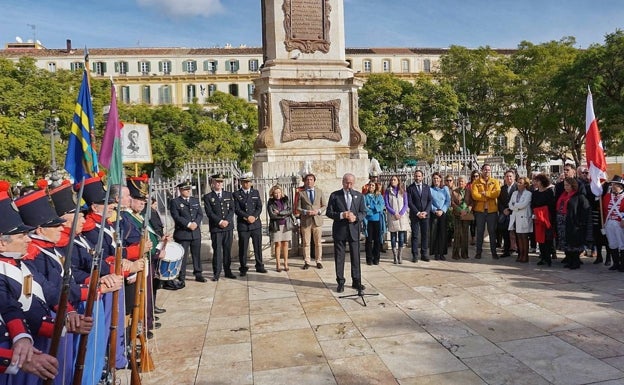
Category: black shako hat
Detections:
[
  {"x1": 76, "y1": 176, "x2": 115, "y2": 205},
  {"x1": 15, "y1": 188, "x2": 66, "y2": 228},
  {"x1": 49, "y1": 180, "x2": 78, "y2": 216},
  {"x1": 0, "y1": 190, "x2": 35, "y2": 235}
]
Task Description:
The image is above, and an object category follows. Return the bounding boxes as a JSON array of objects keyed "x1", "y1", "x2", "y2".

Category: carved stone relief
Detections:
[
  {"x1": 349, "y1": 91, "x2": 366, "y2": 147},
  {"x1": 254, "y1": 93, "x2": 275, "y2": 150}
]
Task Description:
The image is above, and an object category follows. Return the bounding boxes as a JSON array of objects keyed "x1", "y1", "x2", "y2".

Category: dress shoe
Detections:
[
  {"x1": 211, "y1": 277, "x2": 219, "y2": 281},
  {"x1": 411, "y1": 257, "x2": 418, "y2": 263},
  {"x1": 240, "y1": 271, "x2": 247, "y2": 277},
  {"x1": 439, "y1": 255, "x2": 446, "y2": 261},
  {"x1": 302, "y1": 263, "x2": 310, "y2": 270},
  {"x1": 154, "y1": 322, "x2": 161, "y2": 329},
  {"x1": 366, "y1": 261, "x2": 373, "y2": 265},
  {"x1": 284, "y1": 267, "x2": 290, "y2": 271},
  {"x1": 276, "y1": 267, "x2": 282, "y2": 272},
  {"x1": 154, "y1": 307, "x2": 166, "y2": 314},
  {"x1": 162, "y1": 282, "x2": 180, "y2": 290},
  {"x1": 177, "y1": 281, "x2": 185, "y2": 289},
  {"x1": 336, "y1": 283, "x2": 344, "y2": 293},
  {"x1": 256, "y1": 267, "x2": 268, "y2": 273},
  {"x1": 351, "y1": 282, "x2": 366, "y2": 290},
  {"x1": 155, "y1": 316, "x2": 159, "y2": 321},
  {"x1": 474, "y1": 254, "x2": 482, "y2": 259},
  {"x1": 421, "y1": 256, "x2": 430, "y2": 262},
  {"x1": 316, "y1": 262, "x2": 323, "y2": 269},
  {"x1": 493, "y1": 254, "x2": 499, "y2": 260},
  {"x1": 225, "y1": 272, "x2": 237, "y2": 279},
  {"x1": 195, "y1": 275, "x2": 207, "y2": 283},
  {"x1": 147, "y1": 331, "x2": 154, "y2": 339}
]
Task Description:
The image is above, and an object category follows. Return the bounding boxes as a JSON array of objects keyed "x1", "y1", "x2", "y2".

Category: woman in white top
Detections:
[{"x1": 508, "y1": 177, "x2": 533, "y2": 263}]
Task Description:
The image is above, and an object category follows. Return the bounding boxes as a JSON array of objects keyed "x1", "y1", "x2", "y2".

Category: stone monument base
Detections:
[{"x1": 253, "y1": 147, "x2": 369, "y2": 192}]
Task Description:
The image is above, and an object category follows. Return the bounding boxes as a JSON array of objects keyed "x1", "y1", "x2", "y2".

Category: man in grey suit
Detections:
[
  {"x1": 407, "y1": 170, "x2": 432, "y2": 262},
  {"x1": 297, "y1": 173, "x2": 326, "y2": 269},
  {"x1": 327, "y1": 173, "x2": 367, "y2": 293}
]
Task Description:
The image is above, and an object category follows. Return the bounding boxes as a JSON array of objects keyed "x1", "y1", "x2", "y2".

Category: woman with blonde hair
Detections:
[{"x1": 267, "y1": 185, "x2": 294, "y2": 272}]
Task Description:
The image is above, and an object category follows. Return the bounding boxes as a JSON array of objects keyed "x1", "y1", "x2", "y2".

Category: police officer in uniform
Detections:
[
  {"x1": 168, "y1": 180, "x2": 205, "y2": 288},
  {"x1": 203, "y1": 174, "x2": 236, "y2": 281},
  {"x1": 233, "y1": 172, "x2": 267, "y2": 276}
]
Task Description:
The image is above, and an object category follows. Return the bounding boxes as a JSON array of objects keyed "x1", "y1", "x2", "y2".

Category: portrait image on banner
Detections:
[{"x1": 121, "y1": 123, "x2": 153, "y2": 164}]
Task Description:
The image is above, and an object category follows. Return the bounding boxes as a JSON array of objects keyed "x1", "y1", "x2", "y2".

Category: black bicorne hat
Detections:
[{"x1": 127, "y1": 174, "x2": 150, "y2": 199}]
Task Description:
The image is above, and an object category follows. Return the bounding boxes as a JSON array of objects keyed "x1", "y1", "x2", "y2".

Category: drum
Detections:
[{"x1": 157, "y1": 242, "x2": 184, "y2": 280}]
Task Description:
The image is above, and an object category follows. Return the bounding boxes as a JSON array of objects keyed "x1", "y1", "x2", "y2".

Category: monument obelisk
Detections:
[{"x1": 252, "y1": 0, "x2": 369, "y2": 188}]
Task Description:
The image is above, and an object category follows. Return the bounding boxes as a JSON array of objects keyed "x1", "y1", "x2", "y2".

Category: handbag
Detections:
[{"x1": 461, "y1": 212, "x2": 474, "y2": 221}]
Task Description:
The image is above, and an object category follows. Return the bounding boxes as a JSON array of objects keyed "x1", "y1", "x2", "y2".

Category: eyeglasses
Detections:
[
  {"x1": 582, "y1": 171, "x2": 589, "y2": 174},
  {"x1": 445, "y1": 179, "x2": 453, "y2": 182}
]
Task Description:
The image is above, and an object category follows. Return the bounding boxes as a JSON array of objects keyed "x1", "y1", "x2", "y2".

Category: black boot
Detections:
[
  {"x1": 605, "y1": 249, "x2": 612, "y2": 266},
  {"x1": 618, "y1": 250, "x2": 624, "y2": 272},
  {"x1": 609, "y1": 248, "x2": 619, "y2": 270},
  {"x1": 567, "y1": 252, "x2": 581, "y2": 269}
]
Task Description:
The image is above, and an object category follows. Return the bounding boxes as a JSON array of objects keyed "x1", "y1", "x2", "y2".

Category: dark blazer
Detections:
[
  {"x1": 203, "y1": 190, "x2": 235, "y2": 233},
  {"x1": 233, "y1": 188, "x2": 263, "y2": 231},
  {"x1": 406, "y1": 183, "x2": 432, "y2": 219},
  {"x1": 267, "y1": 196, "x2": 293, "y2": 232},
  {"x1": 326, "y1": 188, "x2": 367, "y2": 241},
  {"x1": 169, "y1": 195, "x2": 203, "y2": 241},
  {"x1": 498, "y1": 182, "x2": 517, "y2": 213},
  {"x1": 563, "y1": 192, "x2": 593, "y2": 248}
]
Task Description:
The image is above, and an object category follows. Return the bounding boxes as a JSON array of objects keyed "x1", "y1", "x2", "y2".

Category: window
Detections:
[
  {"x1": 183, "y1": 60, "x2": 197, "y2": 73},
  {"x1": 497, "y1": 135, "x2": 508, "y2": 150},
  {"x1": 70, "y1": 62, "x2": 84, "y2": 72},
  {"x1": 203, "y1": 60, "x2": 217, "y2": 74},
  {"x1": 247, "y1": 84, "x2": 256, "y2": 101},
  {"x1": 159, "y1": 85, "x2": 172, "y2": 105},
  {"x1": 423, "y1": 59, "x2": 431, "y2": 73},
  {"x1": 229, "y1": 84, "x2": 239, "y2": 97},
  {"x1": 401, "y1": 59, "x2": 410, "y2": 73},
  {"x1": 227, "y1": 60, "x2": 239, "y2": 73},
  {"x1": 159, "y1": 60, "x2": 172, "y2": 75},
  {"x1": 346, "y1": 59, "x2": 352, "y2": 68},
  {"x1": 208, "y1": 84, "x2": 217, "y2": 97},
  {"x1": 141, "y1": 85, "x2": 151, "y2": 104},
  {"x1": 47, "y1": 62, "x2": 56, "y2": 73},
  {"x1": 115, "y1": 61, "x2": 129, "y2": 75},
  {"x1": 248, "y1": 59, "x2": 259, "y2": 72},
  {"x1": 186, "y1": 84, "x2": 196, "y2": 103},
  {"x1": 363, "y1": 60, "x2": 372, "y2": 73},
  {"x1": 121, "y1": 86, "x2": 130, "y2": 104},
  {"x1": 93, "y1": 61, "x2": 107, "y2": 76},
  {"x1": 382, "y1": 59, "x2": 391, "y2": 73},
  {"x1": 138, "y1": 61, "x2": 151, "y2": 75}
]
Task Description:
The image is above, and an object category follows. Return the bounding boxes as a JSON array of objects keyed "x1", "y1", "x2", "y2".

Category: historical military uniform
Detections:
[{"x1": 202, "y1": 174, "x2": 236, "y2": 281}]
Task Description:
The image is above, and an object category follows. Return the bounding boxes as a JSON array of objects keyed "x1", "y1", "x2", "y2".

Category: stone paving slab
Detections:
[{"x1": 139, "y1": 249, "x2": 624, "y2": 385}]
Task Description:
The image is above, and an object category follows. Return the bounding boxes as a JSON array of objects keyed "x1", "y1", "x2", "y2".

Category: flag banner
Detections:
[
  {"x1": 100, "y1": 82, "x2": 124, "y2": 185},
  {"x1": 585, "y1": 88, "x2": 608, "y2": 196},
  {"x1": 64, "y1": 70, "x2": 99, "y2": 182}
]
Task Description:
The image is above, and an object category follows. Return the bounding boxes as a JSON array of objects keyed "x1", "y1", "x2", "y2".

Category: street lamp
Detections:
[
  {"x1": 43, "y1": 114, "x2": 61, "y2": 187},
  {"x1": 456, "y1": 112, "x2": 471, "y2": 170}
]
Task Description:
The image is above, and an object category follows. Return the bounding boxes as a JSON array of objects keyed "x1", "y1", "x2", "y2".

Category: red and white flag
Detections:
[{"x1": 585, "y1": 88, "x2": 608, "y2": 196}]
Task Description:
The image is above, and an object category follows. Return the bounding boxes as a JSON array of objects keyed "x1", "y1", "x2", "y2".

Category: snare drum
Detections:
[{"x1": 157, "y1": 242, "x2": 184, "y2": 280}]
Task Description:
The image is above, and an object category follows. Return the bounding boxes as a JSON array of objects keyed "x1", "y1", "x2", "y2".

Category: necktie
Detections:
[
  {"x1": 417, "y1": 185, "x2": 421, "y2": 194},
  {"x1": 346, "y1": 191, "x2": 352, "y2": 210},
  {"x1": 308, "y1": 189, "x2": 314, "y2": 203}
]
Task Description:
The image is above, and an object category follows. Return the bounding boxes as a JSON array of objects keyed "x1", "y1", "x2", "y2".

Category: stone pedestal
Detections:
[{"x1": 253, "y1": 0, "x2": 369, "y2": 190}]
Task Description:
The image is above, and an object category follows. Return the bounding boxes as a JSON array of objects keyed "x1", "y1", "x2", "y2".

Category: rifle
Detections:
[
  {"x1": 72, "y1": 179, "x2": 111, "y2": 385},
  {"x1": 43, "y1": 177, "x2": 85, "y2": 385},
  {"x1": 107, "y1": 191, "x2": 124, "y2": 384},
  {"x1": 130, "y1": 181, "x2": 155, "y2": 385}
]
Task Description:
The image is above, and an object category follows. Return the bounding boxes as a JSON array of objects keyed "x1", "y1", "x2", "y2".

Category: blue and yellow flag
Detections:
[{"x1": 64, "y1": 70, "x2": 99, "y2": 182}]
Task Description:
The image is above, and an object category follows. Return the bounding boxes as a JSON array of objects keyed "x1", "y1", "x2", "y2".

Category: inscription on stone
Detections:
[
  {"x1": 283, "y1": 0, "x2": 331, "y2": 53},
  {"x1": 290, "y1": 0, "x2": 324, "y2": 40},
  {"x1": 280, "y1": 99, "x2": 342, "y2": 142}
]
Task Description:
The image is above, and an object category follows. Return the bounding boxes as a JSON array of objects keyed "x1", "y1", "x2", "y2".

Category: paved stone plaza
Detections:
[{"x1": 131, "y1": 246, "x2": 624, "y2": 385}]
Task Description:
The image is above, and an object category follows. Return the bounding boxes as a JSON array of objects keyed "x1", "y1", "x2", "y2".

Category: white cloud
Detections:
[{"x1": 136, "y1": 0, "x2": 224, "y2": 18}]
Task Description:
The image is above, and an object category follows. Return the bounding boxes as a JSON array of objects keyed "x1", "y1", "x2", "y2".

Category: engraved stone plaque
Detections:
[
  {"x1": 280, "y1": 99, "x2": 342, "y2": 142},
  {"x1": 283, "y1": 0, "x2": 331, "y2": 53}
]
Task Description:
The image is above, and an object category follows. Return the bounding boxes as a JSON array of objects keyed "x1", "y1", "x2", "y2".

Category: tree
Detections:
[
  {"x1": 358, "y1": 73, "x2": 457, "y2": 168},
  {"x1": 508, "y1": 38, "x2": 579, "y2": 174},
  {"x1": 438, "y1": 46, "x2": 516, "y2": 156}
]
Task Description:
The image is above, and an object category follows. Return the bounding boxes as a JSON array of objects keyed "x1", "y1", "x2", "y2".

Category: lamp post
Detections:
[
  {"x1": 43, "y1": 114, "x2": 61, "y2": 187},
  {"x1": 456, "y1": 112, "x2": 471, "y2": 170}
]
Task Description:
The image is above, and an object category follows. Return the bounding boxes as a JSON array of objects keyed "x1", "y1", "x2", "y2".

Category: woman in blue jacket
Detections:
[{"x1": 430, "y1": 172, "x2": 451, "y2": 260}]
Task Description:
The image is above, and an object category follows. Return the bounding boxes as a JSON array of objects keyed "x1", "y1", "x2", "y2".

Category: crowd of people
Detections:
[{"x1": 0, "y1": 174, "x2": 167, "y2": 384}]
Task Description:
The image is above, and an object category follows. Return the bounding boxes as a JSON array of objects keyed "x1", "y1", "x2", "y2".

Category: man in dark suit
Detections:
[
  {"x1": 168, "y1": 180, "x2": 205, "y2": 288},
  {"x1": 233, "y1": 172, "x2": 267, "y2": 276},
  {"x1": 407, "y1": 169, "x2": 432, "y2": 262},
  {"x1": 326, "y1": 173, "x2": 367, "y2": 293},
  {"x1": 203, "y1": 173, "x2": 237, "y2": 281},
  {"x1": 498, "y1": 170, "x2": 517, "y2": 257}
]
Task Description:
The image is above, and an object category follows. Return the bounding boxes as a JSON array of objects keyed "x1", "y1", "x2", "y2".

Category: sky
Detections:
[{"x1": 1, "y1": 0, "x2": 623, "y2": 50}]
